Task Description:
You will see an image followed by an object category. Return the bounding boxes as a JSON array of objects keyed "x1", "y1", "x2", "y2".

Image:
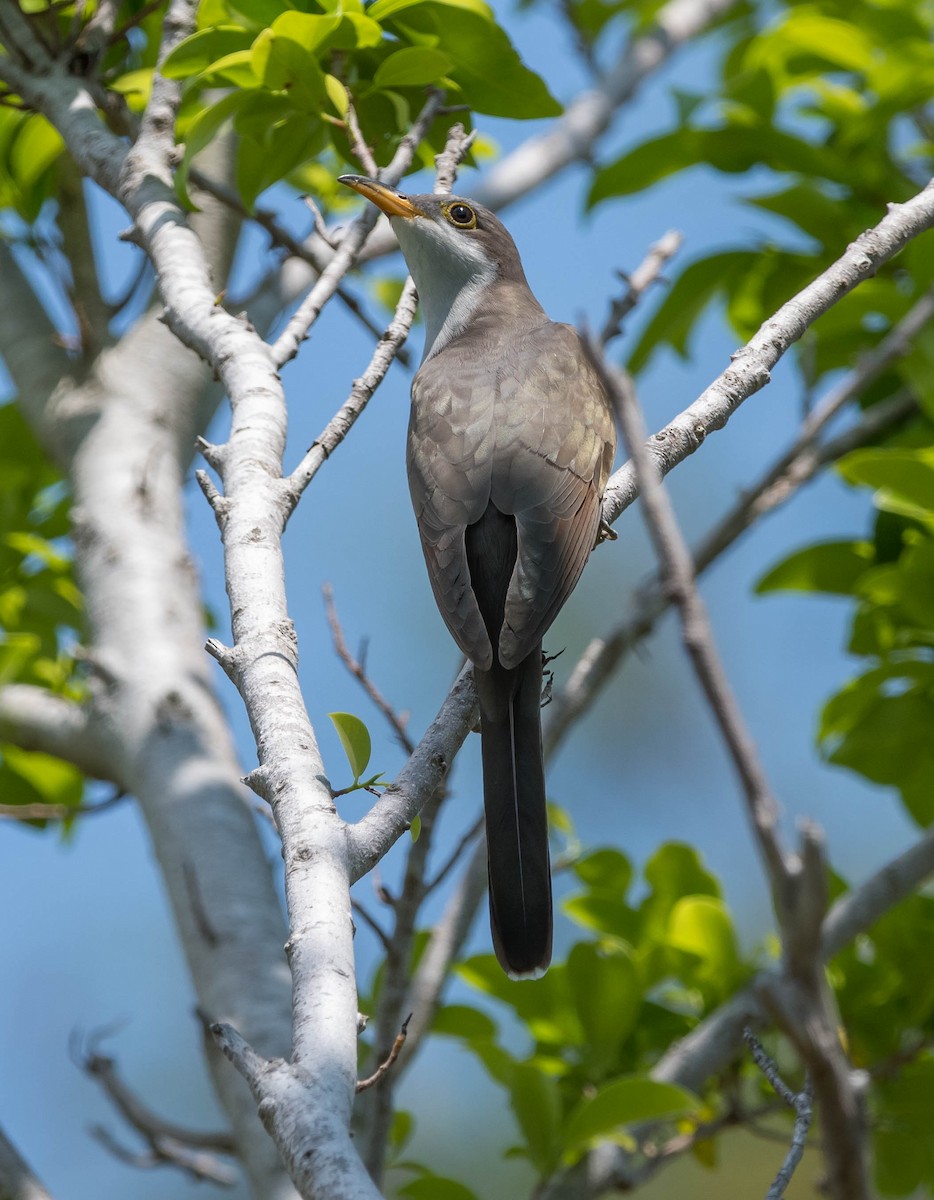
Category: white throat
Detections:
[{"x1": 391, "y1": 216, "x2": 497, "y2": 362}]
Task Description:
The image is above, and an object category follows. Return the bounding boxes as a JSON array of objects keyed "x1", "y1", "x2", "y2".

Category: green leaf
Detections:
[
  {"x1": 198, "y1": 50, "x2": 258, "y2": 88},
  {"x1": 567, "y1": 943, "x2": 641, "y2": 1070},
  {"x1": 161, "y1": 26, "x2": 254, "y2": 78},
  {"x1": 409, "y1": 813, "x2": 421, "y2": 842},
  {"x1": 563, "y1": 1077, "x2": 699, "y2": 1151},
  {"x1": 839, "y1": 448, "x2": 934, "y2": 521},
  {"x1": 9, "y1": 114, "x2": 64, "y2": 197},
  {"x1": 431, "y1": 1004, "x2": 497, "y2": 1040},
  {"x1": 667, "y1": 896, "x2": 740, "y2": 996},
  {"x1": 251, "y1": 27, "x2": 329, "y2": 112},
  {"x1": 589, "y1": 126, "x2": 850, "y2": 209},
  {"x1": 755, "y1": 540, "x2": 875, "y2": 596},
  {"x1": 627, "y1": 252, "x2": 757, "y2": 374},
  {"x1": 328, "y1": 711, "x2": 372, "y2": 782},
  {"x1": 374, "y1": 46, "x2": 454, "y2": 88},
  {"x1": 874, "y1": 1128, "x2": 926, "y2": 1196},
  {"x1": 641, "y1": 842, "x2": 721, "y2": 942},
  {"x1": 398, "y1": 1175, "x2": 479, "y2": 1200},
  {"x1": 1, "y1": 744, "x2": 83, "y2": 810},
  {"x1": 572, "y1": 848, "x2": 632, "y2": 893},
  {"x1": 369, "y1": 0, "x2": 493, "y2": 20},
  {"x1": 563, "y1": 892, "x2": 641, "y2": 943},
  {"x1": 175, "y1": 90, "x2": 253, "y2": 206},
  {"x1": 457, "y1": 955, "x2": 579, "y2": 1045},
  {"x1": 508, "y1": 1062, "x2": 562, "y2": 1173},
  {"x1": 374, "y1": 2, "x2": 559, "y2": 118}
]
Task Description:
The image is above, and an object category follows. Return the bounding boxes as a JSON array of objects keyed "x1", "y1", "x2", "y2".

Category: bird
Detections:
[{"x1": 339, "y1": 175, "x2": 617, "y2": 978}]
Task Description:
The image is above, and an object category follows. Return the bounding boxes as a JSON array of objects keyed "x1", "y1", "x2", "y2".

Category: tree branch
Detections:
[
  {"x1": 270, "y1": 90, "x2": 446, "y2": 368},
  {"x1": 599, "y1": 178, "x2": 934, "y2": 528},
  {"x1": 346, "y1": 0, "x2": 741, "y2": 263},
  {"x1": 0, "y1": 685, "x2": 119, "y2": 783},
  {"x1": 0, "y1": 1126, "x2": 56, "y2": 1200},
  {"x1": 544, "y1": 194, "x2": 934, "y2": 760},
  {"x1": 743, "y1": 1030, "x2": 813, "y2": 1200}
]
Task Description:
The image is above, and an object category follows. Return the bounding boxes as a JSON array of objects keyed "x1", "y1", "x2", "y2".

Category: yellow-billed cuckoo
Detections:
[{"x1": 340, "y1": 176, "x2": 616, "y2": 978}]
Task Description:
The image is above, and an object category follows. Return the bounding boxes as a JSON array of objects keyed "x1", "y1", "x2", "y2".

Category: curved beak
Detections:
[{"x1": 338, "y1": 175, "x2": 424, "y2": 219}]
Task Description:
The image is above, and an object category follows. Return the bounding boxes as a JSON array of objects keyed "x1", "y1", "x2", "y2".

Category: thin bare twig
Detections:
[
  {"x1": 271, "y1": 89, "x2": 445, "y2": 367},
  {"x1": 599, "y1": 229, "x2": 683, "y2": 346},
  {"x1": 282, "y1": 123, "x2": 475, "y2": 510},
  {"x1": 743, "y1": 1029, "x2": 814, "y2": 1200},
  {"x1": 582, "y1": 335, "x2": 788, "y2": 885},
  {"x1": 322, "y1": 583, "x2": 415, "y2": 754},
  {"x1": 73, "y1": 1030, "x2": 236, "y2": 1185},
  {"x1": 352, "y1": 897, "x2": 392, "y2": 951},
  {"x1": 425, "y1": 813, "x2": 484, "y2": 894},
  {"x1": 0, "y1": 788, "x2": 126, "y2": 823},
  {"x1": 188, "y1": 166, "x2": 409, "y2": 363},
  {"x1": 582, "y1": 336, "x2": 869, "y2": 1200},
  {"x1": 355, "y1": 1015, "x2": 411, "y2": 1093},
  {"x1": 345, "y1": 93, "x2": 379, "y2": 178}
]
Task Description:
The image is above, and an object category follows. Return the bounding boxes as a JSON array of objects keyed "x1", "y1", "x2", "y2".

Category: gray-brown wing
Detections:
[
  {"x1": 407, "y1": 356, "x2": 499, "y2": 670},
  {"x1": 407, "y1": 321, "x2": 616, "y2": 672},
  {"x1": 493, "y1": 323, "x2": 616, "y2": 669}
]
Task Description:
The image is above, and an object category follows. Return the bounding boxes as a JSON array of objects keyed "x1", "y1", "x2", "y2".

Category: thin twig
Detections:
[
  {"x1": 322, "y1": 583, "x2": 415, "y2": 754},
  {"x1": 283, "y1": 122, "x2": 475, "y2": 509},
  {"x1": 582, "y1": 335, "x2": 789, "y2": 886},
  {"x1": 74, "y1": 1030, "x2": 236, "y2": 1184},
  {"x1": 352, "y1": 898, "x2": 392, "y2": 951},
  {"x1": 355, "y1": 1015, "x2": 411, "y2": 1093},
  {"x1": 599, "y1": 229, "x2": 683, "y2": 346},
  {"x1": 425, "y1": 813, "x2": 484, "y2": 894},
  {"x1": 188, "y1": 166, "x2": 410, "y2": 364},
  {"x1": 743, "y1": 1029, "x2": 814, "y2": 1200},
  {"x1": 345, "y1": 92, "x2": 379, "y2": 178},
  {"x1": 0, "y1": 788, "x2": 126, "y2": 822},
  {"x1": 271, "y1": 90, "x2": 446, "y2": 368}
]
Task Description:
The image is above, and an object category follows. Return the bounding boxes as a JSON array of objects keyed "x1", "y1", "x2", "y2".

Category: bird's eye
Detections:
[{"x1": 445, "y1": 203, "x2": 477, "y2": 229}]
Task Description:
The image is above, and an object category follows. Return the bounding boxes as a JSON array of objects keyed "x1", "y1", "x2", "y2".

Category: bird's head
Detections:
[{"x1": 339, "y1": 175, "x2": 537, "y2": 360}]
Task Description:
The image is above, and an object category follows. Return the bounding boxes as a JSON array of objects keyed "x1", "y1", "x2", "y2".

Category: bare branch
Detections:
[
  {"x1": 582, "y1": 337, "x2": 789, "y2": 886},
  {"x1": 271, "y1": 90, "x2": 446, "y2": 368},
  {"x1": 322, "y1": 584, "x2": 415, "y2": 754},
  {"x1": 399, "y1": 837, "x2": 488, "y2": 1072},
  {"x1": 187, "y1": 165, "x2": 409, "y2": 362},
  {"x1": 355, "y1": 1015, "x2": 411, "y2": 1094},
  {"x1": 692, "y1": 286, "x2": 934, "y2": 569},
  {"x1": 599, "y1": 178, "x2": 934, "y2": 528},
  {"x1": 599, "y1": 230, "x2": 683, "y2": 347},
  {"x1": 0, "y1": 1126, "x2": 56, "y2": 1200},
  {"x1": 347, "y1": 665, "x2": 476, "y2": 881},
  {"x1": 0, "y1": 685, "x2": 120, "y2": 784},
  {"x1": 743, "y1": 1030, "x2": 814, "y2": 1200},
  {"x1": 283, "y1": 279, "x2": 419, "y2": 508},
  {"x1": 75, "y1": 1035, "x2": 236, "y2": 1184}
]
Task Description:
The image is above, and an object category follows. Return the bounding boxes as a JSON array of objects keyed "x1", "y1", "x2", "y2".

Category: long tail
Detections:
[
  {"x1": 475, "y1": 650, "x2": 552, "y2": 978},
  {"x1": 466, "y1": 502, "x2": 552, "y2": 978}
]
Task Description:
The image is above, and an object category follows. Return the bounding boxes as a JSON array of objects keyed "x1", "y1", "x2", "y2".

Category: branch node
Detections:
[
  {"x1": 355, "y1": 1014, "x2": 412, "y2": 1092},
  {"x1": 204, "y1": 638, "x2": 241, "y2": 681},
  {"x1": 242, "y1": 767, "x2": 271, "y2": 800}
]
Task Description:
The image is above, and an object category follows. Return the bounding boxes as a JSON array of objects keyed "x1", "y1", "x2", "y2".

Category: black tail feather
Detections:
[
  {"x1": 475, "y1": 650, "x2": 552, "y2": 977},
  {"x1": 466, "y1": 502, "x2": 553, "y2": 978}
]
